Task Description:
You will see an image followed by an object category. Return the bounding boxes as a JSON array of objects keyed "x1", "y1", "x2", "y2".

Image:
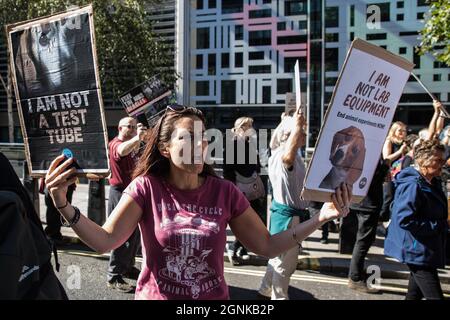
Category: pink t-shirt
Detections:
[{"x1": 123, "y1": 174, "x2": 250, "y2": 300}]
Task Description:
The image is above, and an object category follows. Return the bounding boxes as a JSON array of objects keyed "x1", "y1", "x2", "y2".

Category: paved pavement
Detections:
[
  {"x1": 55, "y1": 247, "x2": 421, "y2": 300},
  {"x1": 39, "y1": 183, "x2": 450, "y2": 285}
]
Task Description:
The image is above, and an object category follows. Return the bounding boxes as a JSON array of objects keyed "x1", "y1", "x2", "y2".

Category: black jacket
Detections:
[{"x1": 0, "y1": 152, "x2": 67, "y2": 299}]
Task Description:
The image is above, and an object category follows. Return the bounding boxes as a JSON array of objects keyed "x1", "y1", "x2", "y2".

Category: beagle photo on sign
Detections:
[{"x1": 319, "y1": 126, "x2": 366, "y2": 190}]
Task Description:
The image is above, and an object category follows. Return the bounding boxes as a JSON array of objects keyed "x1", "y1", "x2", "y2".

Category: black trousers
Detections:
[
  {"x1": 107, "y1": 186, "x2": 141, "y2": 281},
  {"x1": 379, "y1": 182, "x2": 394, "y2": 222},
  {"x1": 406, "y1": 264, "x2": 444, "y2": 300},
  {"x1": 233, "y1": 198, "x2": 265, "y2": 256},
  {"x1": 348, "y1": 209, "x2": 379, "y2": 282},
  {"x1": 44, "y1": 187, "x2": 74, "y2": 239}
]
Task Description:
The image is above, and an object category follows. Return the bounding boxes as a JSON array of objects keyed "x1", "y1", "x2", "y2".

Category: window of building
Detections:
[
  {"x1": 397, "y1": 1, "x2": 404, "y2": 8},
  {"x1": 366, "y1": 33, "x2": 387, "y2": 40},
  {"x1": 277, "y1": 22, "x2": 286, "y2": 30},
  {"x1": 298, "y1": 20, "x2": 307, "y2": 29},
  {"x1": 448, "y1": 74, "x2": 450, "y2": 81},
  {"x1": 197, "y1": 28, "x2": 209, "y2": 49},
  {"x1": 399, "y1": 47, "x2": 407, "y2": 54},
  {"x1": 325, "y1": 92, "x2": 333, "y2": 105},
  {"x1": 262, "y1": 86, "x2": 271, "y2": 104},
  {"x1": 263, "y1": 0, "x2": 272, "y2": 4},
  {"x1": 197, "y1": 0, "x2": 203, "y2": 10},
  {"x1": 235, "y1": 25, "x2": 243, "y2": 40},
  {"x1": 277, "y1": 79, "x2": 293, "y2": 94},
  {"x1": 196, "y1": 55, "x2": 203, "y2": 69},
  {"x1": 367, "y1": 3, "x2": 390, "y2": 22},
  {"x1": 222, "y1": 0, "x2": 243, "y2": 14},
  {"x1": 221, "y1": 53, "x2": 229, "y2": 68},
  {"x1": 249, "y1": 65, "x2": 271, "y2": 74},
  {"x1": 249, "y1": 51, "x2": 265, "y2": 60},
  {"x1": 235, "y1": 52, "x2": 243, "y2": 68},
  {"x1": 417, "y1": 12, "x2": 425, "y2": 19},
  {"x1": 417, "y1": 0, "x2": 428, "y2": 6},
  {"x1": 208, "y1": 0, "x2": 216, "y2": 9},
  {"x1": 285, "y1": 1, "x2": 307, "y2": 16},
  {"x1": 208, "y1": 54, "x2": 216, "y2": 75},
  {"x1": 249, "y1": 30, "x2": 272, "y2": 46},
  {"x1": 413, "y1": 50, "x2": 421, "y2": 68},
  {"x1": 325, "y1": 77, "x2": 338, "y2": 86},
  {"x1": 196, "y1": 81, "x2": 209, "y2": 96},
  {"x1": 380, "y1": 45, "x2": 387, "y2": 49},
  {"x1": 325, "y1": 33, "x2": 339, "y2": 42},
  {"x1": 397, "y1": 14, "x2": 404, "y2": 21},
  {"x1": 221, "y1": 80, "x2": 236, "y2": 104},
  {"x1": 249, "y1": 9, "x2": 272, "y2": 18},
  {"x1": 350, "y1": 5, "x2": 355, "y2": 27},
  {"x1": 277, "y1": 35, "x2": 307, "y2": 45},
  {"x1": 325, "y1": 6, "x2": 339, "y2": 27},
  {"x1": 400, "y1": 31, "x2": 419, "y2": 36},
  {"x1": 350, "y1": 32, "x2": 355, "y2": 41},
  {"x1": 284, "y1": 56, "x2": 307, "y2": 73},
  {"x1": 433, "y1": 74, "x2": 442, "y2": 81},
  {"x1": 325, "y1": 48, "x2": 339, "y2": 71},
  {"x1": 434, "y1": 61, "x2": 446, "y2": 68}
]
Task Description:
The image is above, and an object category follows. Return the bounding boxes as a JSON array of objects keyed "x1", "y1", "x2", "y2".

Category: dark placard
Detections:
[
  {"x1": 119, "y1": 76, "x2": 172, "y2": 120},
  {"x1": 7, "y1": 5, "x2": 109, "y2": 177}
]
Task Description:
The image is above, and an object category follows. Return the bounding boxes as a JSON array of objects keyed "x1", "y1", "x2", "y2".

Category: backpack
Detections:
[{"x1": 0, "y1": 152, "x2": 67, "y2": 300}]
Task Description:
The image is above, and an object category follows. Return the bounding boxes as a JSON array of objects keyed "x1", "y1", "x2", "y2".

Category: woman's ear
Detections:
[{"x1": 158, "y1": 142, "x2": 170, "y2": 159}]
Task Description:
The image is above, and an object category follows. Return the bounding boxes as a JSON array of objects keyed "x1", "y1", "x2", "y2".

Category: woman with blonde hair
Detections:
[
  {"x1": 379, "y1": 121, "x2": 408, "y2": 222},
  {"x1": 231, "y1": 117, "x2": 255, "y2": 138},
  {"x1": 224, "y1": 116, "x2": 264, "y2": 264},
  {"x1": 383, "y1": 121, "x2": 407, "y2": 163}
]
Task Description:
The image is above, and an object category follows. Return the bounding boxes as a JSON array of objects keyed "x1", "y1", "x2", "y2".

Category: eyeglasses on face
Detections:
[{"x1": 121, "y1": 125, "x2": 136, "y2": 129}]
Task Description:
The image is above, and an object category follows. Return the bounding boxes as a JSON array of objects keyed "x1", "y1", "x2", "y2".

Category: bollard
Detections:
[
  {"x1": 23, "y1": 161, "x2": 40, "y2": 215},
  {"x1": 88, "y1": 178, "x2": 106, "y2": 226}
]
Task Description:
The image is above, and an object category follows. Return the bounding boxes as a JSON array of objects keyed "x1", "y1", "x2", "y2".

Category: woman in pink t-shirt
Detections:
[{"x1": 45, "y1": 105, "x2": 352, "y2": 300}]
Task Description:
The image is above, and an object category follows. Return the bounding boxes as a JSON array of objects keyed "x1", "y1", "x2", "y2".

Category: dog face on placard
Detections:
[
  {"x1": 319, "y1": 126, "x2": 366, "y2": 190},
  {"x1": 14, "y1": 19, "x2": 78, "y2": 96}
]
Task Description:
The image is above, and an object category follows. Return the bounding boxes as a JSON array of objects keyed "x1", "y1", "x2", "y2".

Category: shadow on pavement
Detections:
[{"x1": 229, "y1": 286, "x2": 317, "y2": 300}]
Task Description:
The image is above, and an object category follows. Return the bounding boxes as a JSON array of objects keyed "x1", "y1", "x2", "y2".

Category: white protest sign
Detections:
[
  {"x1": 285, "y1": 92, "x2": 296, "y2": 116},
  {"x1": 301, "y1": 39, "x2": 414, "y2": 202},
  {"x1": 294, "y1": 60, "x2": 301, "y2": 111}
]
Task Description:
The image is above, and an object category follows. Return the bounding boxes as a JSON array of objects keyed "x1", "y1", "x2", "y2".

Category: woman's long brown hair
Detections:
[{"x1": 132, "y1": 106, "x2": 217, "y2": 179}]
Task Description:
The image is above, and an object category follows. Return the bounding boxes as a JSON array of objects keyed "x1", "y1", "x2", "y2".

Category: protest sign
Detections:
[
  {"x1": 7, "y1": 5, "x2": 109, "y2": 177},
  {"x1": 301, "y1": 39, "x2": 414, "y2": 202},
  {"x1": 285, "y1": 92, "x2": 296, "y2": 116},
  {"x1": 294, "y1": 60, "x2": 302, "y2": 111},
  {"x1": 119, "y1": 76, "x2": 172, "y2": 126}
]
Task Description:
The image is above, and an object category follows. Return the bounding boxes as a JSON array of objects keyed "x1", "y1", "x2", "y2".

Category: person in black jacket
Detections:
[
  {"x1": 348, "y1": 157, "x2": 390, "y2": 293},
  {"x1": 0, "y1": 152, "x2": 67, "y2": 299},
  {"x1": 223, "y1": 117, "x2": 265, "y2": 265}
]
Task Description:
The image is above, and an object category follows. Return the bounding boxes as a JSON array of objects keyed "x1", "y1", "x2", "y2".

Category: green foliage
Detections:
[
  {"x1": 0, "y1": 0, "x2": 176, "y2": 100},
  {"x1": 419, "y1": 0, "x2": 450, "y2": 66}
]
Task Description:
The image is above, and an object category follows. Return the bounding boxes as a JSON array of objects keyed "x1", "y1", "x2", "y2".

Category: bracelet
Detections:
[
  {"x1": 292, "y1": 227, "x2": 302, "y2": 246},
  {"x1": 60, "y1": 205, "x2": 81, "y2": 228},
  {"x1": 56, "y1": 201, "x2": 68, "y2": 210}
]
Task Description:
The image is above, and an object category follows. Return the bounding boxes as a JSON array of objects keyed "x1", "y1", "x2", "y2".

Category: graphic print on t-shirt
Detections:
[{"x1": 157, "y1": 207, "x2": 223, "y2": 299}]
